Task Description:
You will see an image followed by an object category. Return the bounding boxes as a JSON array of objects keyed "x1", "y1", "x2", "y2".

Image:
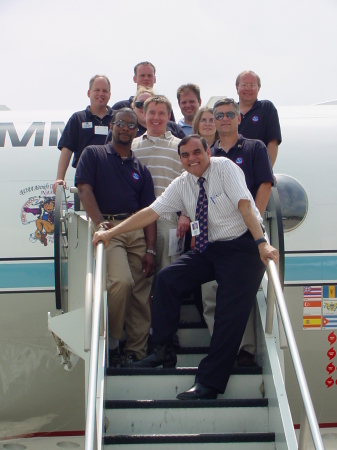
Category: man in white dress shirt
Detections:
[{"x1": 93, "y1": 135, "x2": 279, "y2": 400}]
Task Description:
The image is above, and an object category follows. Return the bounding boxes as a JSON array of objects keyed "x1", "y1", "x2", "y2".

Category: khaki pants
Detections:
[
  {"x1": 103, "y1": 223, "x2": 151, "y2": 360},
  {"x1": 202, "y1": 280, "x2": 256, "y2": 355}
]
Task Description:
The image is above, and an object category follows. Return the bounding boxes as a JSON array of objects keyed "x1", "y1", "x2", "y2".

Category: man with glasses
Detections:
[
  {"x1": 202, "y1": 98, "x2": 274, "y2": 366},
  {"x1": 53, "y1": 75, "x2": 112, "y2": 193},
  {"x1": 75, "y1": 108, "x2": 157, "y2": 367},
  {"x1": 112, "y1": 61, "x2": 176, "y2": 122},
  {"x1": 236, "y1": 70, "x2": 281, "y2": 167},
  {"x1": 92, "y1": 134, "x2": 279, "y2": 399}
]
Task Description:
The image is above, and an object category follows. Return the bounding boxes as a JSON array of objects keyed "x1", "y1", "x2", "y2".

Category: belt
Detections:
[{"x1": 102, "y1": 213, "x2": 132, "y2": 221}]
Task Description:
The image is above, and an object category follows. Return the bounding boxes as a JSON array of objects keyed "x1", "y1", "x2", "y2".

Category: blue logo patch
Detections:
[
  {"x1": 252, "y1": 116, "x2": 259, "y2": 122},
  {"x1": 132, "y1": 173, "x2": 140, "y2": 181},
  {"x1": 236, "y1": 157, "x2": 243, "y2": 165}
]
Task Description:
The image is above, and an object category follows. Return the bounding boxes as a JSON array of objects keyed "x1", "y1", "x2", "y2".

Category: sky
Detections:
[{"x1": 1, "y1": 0, "x2": 336, "y2": 117}]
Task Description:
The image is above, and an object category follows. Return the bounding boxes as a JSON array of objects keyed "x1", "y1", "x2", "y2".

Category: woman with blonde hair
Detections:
[{"x1": 192, "y1": 106, "x2": 219, "y2": 148}]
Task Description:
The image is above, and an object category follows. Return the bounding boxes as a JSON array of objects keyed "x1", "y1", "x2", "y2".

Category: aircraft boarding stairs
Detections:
[{"x1": 49, "y1": 186, "x2": 325, "y2": 450}]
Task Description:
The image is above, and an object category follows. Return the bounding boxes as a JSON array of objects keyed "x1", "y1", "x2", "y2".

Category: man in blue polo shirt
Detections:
[
  {"x1": 202, "y1": 97, "x2": 274, "y2": 366},
  {"x1": 75, "y1": 108, "x2": 157, "y2": 366},
  {"x1": 53, "y1": 74, "x2": 112, "y2": 193},
  {"x1": 236, "y1": 70, "x2": 281, "y2": 167},
  {"x1": 112, "y1": 61, "x2": 176, "y2": 123}
]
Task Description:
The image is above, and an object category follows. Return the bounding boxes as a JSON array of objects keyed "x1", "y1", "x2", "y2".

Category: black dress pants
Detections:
[{"x1": 152, "y1": 231, "x2": 266, "y2": 393}]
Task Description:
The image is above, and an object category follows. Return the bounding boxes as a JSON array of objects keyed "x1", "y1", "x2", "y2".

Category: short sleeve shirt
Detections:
[
  {"x1": 75, "y1": 143, "x2": 155, "y2": 214},
  {"x1": 212, "y1": 136, "x2": 274, "y2": 199},
  {"x1": 58, "y1": 106, "x2": 113, "y2": 168},
  {"x1": 238, "y1": 100, "x2": 282, "y2": 146},
  {"x1": 150, "y1": 157, "x2": 262, "y2": 242}
]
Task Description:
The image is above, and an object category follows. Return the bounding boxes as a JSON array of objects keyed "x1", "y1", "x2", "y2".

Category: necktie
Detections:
[{"x1": 195, "y1": 177, "x2": 209, "y2": 252}]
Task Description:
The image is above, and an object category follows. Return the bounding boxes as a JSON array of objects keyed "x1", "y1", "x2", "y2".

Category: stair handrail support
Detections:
[
  {"x1": 265, "y1": 259, "x2": 324, "y2": 450},
  {"x1": 84, "y1": 241, "x2": 106, "y2": 450}
]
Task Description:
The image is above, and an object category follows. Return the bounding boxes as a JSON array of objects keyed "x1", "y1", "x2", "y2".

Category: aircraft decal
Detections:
[{"x1": 20, "y1": 185, "x2": 73, "y2": 247}]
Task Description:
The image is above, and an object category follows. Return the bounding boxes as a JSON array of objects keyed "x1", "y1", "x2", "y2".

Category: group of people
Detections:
[{"x1": 52, "y1": 61, "x2": 281, "y2": 400}]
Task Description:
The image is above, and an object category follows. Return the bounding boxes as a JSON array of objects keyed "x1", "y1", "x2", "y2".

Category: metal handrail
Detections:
[
  {"x1": 85, "y1": 241, "x2": 104, "y2": 450},
  {"x1": 266, "y1": 259, "x2": 324, "y2": 450},
  {"x1": 84, "y1": 218, "x2": 94, "y2": 351}
]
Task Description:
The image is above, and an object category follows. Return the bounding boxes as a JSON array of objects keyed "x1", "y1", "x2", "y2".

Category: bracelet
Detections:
[
  {"x1": 146, "y1": 249, "x2": 157, "y2": 256},
  {"x1": 255, "y1": 238, "x2": 267, "y2": 246}
]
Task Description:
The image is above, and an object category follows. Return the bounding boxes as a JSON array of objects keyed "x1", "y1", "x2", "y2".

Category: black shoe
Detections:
[
  {"x1": 123, "y1": 354, "x2": 138, "y2": 367},
  {"x1": 237, "y1": 350, "x2": 257, "y2": 367},
  {"x1": 129, "y1": 344, "x2": 177, "y2": 368},
  {"x1": 176, "y1": 382, "x2": 218, "y2": 400},
  {"x1": 109, "y1": 347, "x2": 122, "y2": 368}
]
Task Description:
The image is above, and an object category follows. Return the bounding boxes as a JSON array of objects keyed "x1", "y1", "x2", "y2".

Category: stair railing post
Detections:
[
  {"x1": 85, "y1": 218, "x2": 94, "y2": 351},
  {"x1": 265, "y1": 275, "x2": 275, "y2": 334},
  {"x1": 85, "y1": 241, "x2": 104, "y2": 450},
  {"x1": 267, "y1": 258, "x2": 324, "y2": 450},
  {"x1": 298, "y1": 405, "x2": 310, "y2": 450}
]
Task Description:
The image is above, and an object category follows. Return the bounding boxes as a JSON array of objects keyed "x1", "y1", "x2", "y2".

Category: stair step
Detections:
[
  {"x1": 104, "y1": 432, "x2": 275, "y2": 449},
  {"x1": 177, "y1": 326, "x2": 210, "y2": 347},
  {"x1": 104, "y1": 399, "x2": 269, "y2": 435},
  {"x1": 180, "y1": 303, "x2": 203, "y2": 322},
  {"x1": 106, "y1": 367, "x2": 263, "y2": 400}
]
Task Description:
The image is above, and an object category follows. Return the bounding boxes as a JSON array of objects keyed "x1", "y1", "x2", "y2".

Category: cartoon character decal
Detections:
[{"x1": 21, "y1": 193, "x2": 73, "y2": 247}]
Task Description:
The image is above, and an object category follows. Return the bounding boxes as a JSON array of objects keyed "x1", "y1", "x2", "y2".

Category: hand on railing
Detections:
[
  {"x1": 257, "y1": 242, "x2": 279, "y2": 266},
  {"x1": 92, "y1": 229, "x2": 112, "y2": 249}
]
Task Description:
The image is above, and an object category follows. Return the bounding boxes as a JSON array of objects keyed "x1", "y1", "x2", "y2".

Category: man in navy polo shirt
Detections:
[
  {"x1": 236, "y1": 70, "x2": 281, "y2": 167},
  {"x1": 53, "y1": 75, "x2": 112, "y2": 194},
  {"x1": 202, "y1": 97, "x2": 274, "y2": 366},
  {"x1": 75, "y1": 108, "x2": 157, "y2": 366},
  {"x1": 112, "y1": 61, "x2": 176, "y2": 122}
]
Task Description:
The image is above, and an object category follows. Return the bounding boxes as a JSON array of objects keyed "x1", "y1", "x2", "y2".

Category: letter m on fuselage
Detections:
[{"x1": 0, "y1": 122, "x2": 65, "y2": 147}]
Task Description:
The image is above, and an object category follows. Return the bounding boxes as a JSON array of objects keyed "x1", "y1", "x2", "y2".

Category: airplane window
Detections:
[{"x1": 275, "y1": 174, "x2": 308, "y2": 232}]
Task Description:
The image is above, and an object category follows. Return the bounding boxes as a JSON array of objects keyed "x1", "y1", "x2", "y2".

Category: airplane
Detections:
[{"x1": 1, "y1": 102, "x2": 337, "y2": 448}]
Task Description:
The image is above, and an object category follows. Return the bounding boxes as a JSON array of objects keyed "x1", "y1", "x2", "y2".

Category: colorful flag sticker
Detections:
[
  {"x1": 303, "y1": 286, "x2": 322, "y2": 298},
  {"x1": 303, "y1": 315, "x2": 321, "y2": 329},
  {"x1": 322, "y1": 315, "x2": 337, "y2": 329}
]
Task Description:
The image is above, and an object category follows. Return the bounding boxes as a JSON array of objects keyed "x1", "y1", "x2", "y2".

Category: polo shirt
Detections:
[
  {"x1": 112, "y1": 96, "x2": 176, "y2": 122},
  {"x1": 75, "y1": 143, "x2": 155, "y2": 214},
  {"x1": 58, "y1": 106, "x2": 113, "y2": 168},
  {"x1": 212, "y1": 135, "x2": 274, "y2": 199},
  {"x1": 132, "y1": 131, "x2": 181, "y2": 198},
  {"x1": 177, "y1": 118, "x2": 193, "y2": 136},
  {"x1": 238, "y1": 100, "x2": 282, "y2": 146}
]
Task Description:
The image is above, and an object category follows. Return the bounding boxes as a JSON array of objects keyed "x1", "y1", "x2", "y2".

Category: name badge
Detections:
[
  {"x1": 190, "y1": 221, "x2": 200, "y2": 236},
  {"x1": 82, "y1": 122, "x2": 93, "y2": 129},
  {"x1": 95, "y1": 125, "x2": 108, "y2": 135}
]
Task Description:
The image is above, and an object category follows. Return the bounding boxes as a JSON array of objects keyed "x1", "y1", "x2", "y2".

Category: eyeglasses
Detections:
[
  {"x1": 113, "y1": 120, "x2": 137, "y2": 130},
  {"x1": 200, "y1": 118, "x2": 215, "y2": 124},
  {"x1": 134, "y1": 100, "x2": 144, "y2": 109},
  {"x1": 214, "y1": 111, "x2": 237, "y2": 120},
  {"x1": 239, "y1": 83, "x2": 258, "y2": 90}
]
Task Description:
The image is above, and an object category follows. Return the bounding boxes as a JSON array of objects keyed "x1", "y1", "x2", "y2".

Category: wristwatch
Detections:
[
  {"x1": 146, "y1": 249, "x2": 157, "y2": 256},
  {"x1": 255, "y1": 238, "x2": 267, "y2": 246}
]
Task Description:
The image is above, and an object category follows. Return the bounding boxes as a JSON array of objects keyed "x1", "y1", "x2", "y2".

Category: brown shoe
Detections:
[{"x1": 237, "y1": 350, "x2": 257, "y2": 367}]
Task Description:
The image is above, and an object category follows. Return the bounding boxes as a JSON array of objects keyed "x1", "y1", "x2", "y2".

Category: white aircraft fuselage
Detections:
[{"x1": 1, "y1": 105, "x2": 337, "y2": 439}]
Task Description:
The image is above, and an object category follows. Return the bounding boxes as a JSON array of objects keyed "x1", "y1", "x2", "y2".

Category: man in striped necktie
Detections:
[{"x1": 93, "y1": 134, "x2": 279, "y2": 400}]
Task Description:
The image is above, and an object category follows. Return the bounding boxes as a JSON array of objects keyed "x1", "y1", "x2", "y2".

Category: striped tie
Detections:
[{"x1": 195, "y1": 177, "x2": 209, "y2": 253}]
